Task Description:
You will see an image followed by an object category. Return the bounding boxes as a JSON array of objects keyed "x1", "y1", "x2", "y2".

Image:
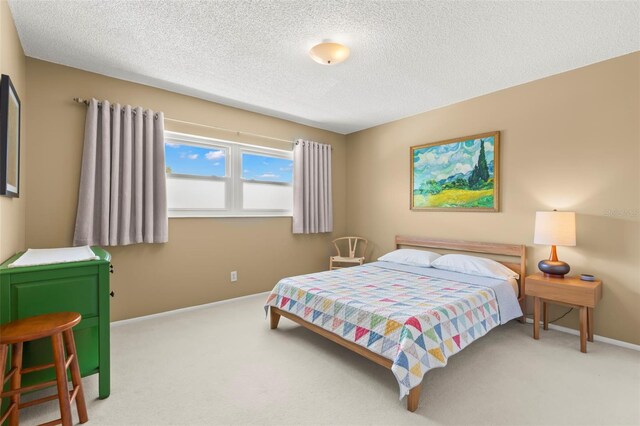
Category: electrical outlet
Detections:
[{"x1": 230, "y1": 271, "x2": 238, "y2": 282}]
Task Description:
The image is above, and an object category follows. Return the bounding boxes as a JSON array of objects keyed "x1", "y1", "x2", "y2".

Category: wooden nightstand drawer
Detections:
[{"x1": 526, "y1": 274, "x2": 602, "y2": 307}]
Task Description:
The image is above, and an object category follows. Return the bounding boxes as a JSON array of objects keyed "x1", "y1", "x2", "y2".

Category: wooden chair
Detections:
[
  {"x1": 0, "y1": 312, "x2": 88, "y2": 426},
  {"x1": 329, "y1": 237, "x2": 368, "y2": 270}
]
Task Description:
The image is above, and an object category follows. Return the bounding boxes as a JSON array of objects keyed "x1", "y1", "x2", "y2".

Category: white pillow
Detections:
[
  {"x1": 431, "y1": 254, "x2": 519, "y2": 280},
  {"x1": 377, "y1": 249, "x2": 441, "y2": 267}
]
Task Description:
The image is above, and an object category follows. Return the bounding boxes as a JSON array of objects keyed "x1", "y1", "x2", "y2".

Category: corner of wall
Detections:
[{"x1": 0, "y1": 0, "x2": 27, "y2": 261}]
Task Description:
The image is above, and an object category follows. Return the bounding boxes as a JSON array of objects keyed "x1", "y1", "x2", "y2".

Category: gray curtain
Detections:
[
  {"x1": 292, "y1": 139, "x2": 333, "y2": 234},
  {"x1": 73, "y1": 99, "x2": 168, "y2": 246}
]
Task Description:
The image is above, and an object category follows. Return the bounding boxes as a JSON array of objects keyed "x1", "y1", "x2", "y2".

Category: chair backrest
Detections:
[{"x1": 332, "y1": 237, "x2": 368, "y2": 259}]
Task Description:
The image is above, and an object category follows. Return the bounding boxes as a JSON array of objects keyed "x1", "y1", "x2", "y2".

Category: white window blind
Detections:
[{"x1": 165, "y1": 132, "x2": 293, "y2": 217}]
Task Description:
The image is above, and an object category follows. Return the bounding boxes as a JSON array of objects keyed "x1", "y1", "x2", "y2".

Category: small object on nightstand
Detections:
[
  {"x1": 533, "y1": 210, "x2": 576, "y2": 278},
  {"x1": 580, "y1": 274, "x2": 595, "y2": 281},
  {"x1": 525, "y1": 272, "x2": 602, "y2": 353}
]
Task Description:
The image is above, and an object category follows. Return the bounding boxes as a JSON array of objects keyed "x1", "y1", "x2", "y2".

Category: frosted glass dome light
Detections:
[{"x1": 309, "y1": 42, "x2": 350, "y2": 65}]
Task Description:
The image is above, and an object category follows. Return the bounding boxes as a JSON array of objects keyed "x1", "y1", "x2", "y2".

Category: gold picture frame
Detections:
[{"x1": 410, "y1": 131, "x2": 500, "y2": 212}]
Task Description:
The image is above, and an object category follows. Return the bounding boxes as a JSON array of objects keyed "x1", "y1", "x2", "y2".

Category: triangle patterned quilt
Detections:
[{"x1": 265, "y1": 263, "x2": 501, "y2": 398}]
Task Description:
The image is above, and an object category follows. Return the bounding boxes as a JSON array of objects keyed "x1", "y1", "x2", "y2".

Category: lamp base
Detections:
[{"x1": 538, "y1": 260, "x2": 570, "y2": 278}]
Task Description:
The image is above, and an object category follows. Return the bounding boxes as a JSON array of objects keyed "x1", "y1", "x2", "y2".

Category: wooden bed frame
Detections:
[{"x1": 269, "y1": 236, "x2": 526, "y2": 412}]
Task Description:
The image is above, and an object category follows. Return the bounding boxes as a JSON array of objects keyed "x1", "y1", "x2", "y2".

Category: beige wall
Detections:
[
  {"x1": 11, "y1": 6, "x2": 639, "y2": 343},
  {"x1": 25, "y1": 58, "x2": 347, "y2": 321},
  {"x1": 0, "y1": 0, "x2": 27, "y2": 261},
  {"x1": 346, "y1": 52, "x2": 640, "y2": 345}
]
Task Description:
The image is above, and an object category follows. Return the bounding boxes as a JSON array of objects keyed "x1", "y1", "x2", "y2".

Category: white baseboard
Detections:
[
  {"x1": 524, "y1": 318, "x2": 640, "y2": 351},
  {"x1": 111, "y1": 291, "x2": 270, "y2": 328}
]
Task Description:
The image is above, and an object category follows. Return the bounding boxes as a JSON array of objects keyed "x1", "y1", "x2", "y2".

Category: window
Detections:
[{"x1": 165, "y1": 132, "x2": 293, "y2": 217}]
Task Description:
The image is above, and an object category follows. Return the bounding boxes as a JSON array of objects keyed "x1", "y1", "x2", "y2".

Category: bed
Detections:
[{"x1": 265, "y1": 236, "x2": 526, "y2": 412}]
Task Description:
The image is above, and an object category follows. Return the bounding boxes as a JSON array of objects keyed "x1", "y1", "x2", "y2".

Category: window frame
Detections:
[{"x1": 165, "y1": 131, "x2": 293, "y2": 218}]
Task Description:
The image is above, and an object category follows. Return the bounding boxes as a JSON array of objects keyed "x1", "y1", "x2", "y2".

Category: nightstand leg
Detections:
[
  {"x1": 579, "y1": 306, "x2": 587, "y2": 353},
  {"x1": 543, "y1": 301, "x2": 548, "y2": 330},
  {"x1": 533, "y1": 297, "x2": 540, "y2": 340},
  {"x1": 587, "y1": 307, "x2": 594, "y2": 342}
]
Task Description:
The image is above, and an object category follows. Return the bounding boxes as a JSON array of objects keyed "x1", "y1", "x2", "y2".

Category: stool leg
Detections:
[
  {"x1": 52, "y1": 333, "x2": 73, "y2": 426},
  {"x1": 63, "y1": 329, "x2": 88, "y2": 423},
  {"x1": 8, "y1": 342, "x2": 23, "y2": 426},
  {"x1": 0, "y1": 343, "x2": 6, "y2": 400},
  {"x1": 0, "y1": 344, "x2": 9, "y2": 424}
]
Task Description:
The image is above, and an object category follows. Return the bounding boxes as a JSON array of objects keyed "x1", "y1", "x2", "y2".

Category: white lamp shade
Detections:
[
  {"x1": 309, "y1": 42, "x2": 350, "y2": 65},
  {"x1": 534, "y1": 211, "x2": 576, "y2": 246}
]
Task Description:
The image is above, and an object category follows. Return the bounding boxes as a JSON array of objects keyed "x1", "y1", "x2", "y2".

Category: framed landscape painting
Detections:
[{"x1": 411, "y1": 131, "x2": 499, "y2": 212}]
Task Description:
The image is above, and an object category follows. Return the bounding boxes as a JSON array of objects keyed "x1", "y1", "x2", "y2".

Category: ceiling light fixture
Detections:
[{"x1": 309, "y1": 42, "x2": 350, "y2": 65}]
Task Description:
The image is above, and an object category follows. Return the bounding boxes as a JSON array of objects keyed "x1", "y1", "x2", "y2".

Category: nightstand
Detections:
[{"x1": 525, "y1": 272, "x2": 602, "y2": 353}]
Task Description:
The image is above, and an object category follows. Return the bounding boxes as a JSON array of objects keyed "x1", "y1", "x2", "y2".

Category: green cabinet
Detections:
[{"x1": 0, "y1": 247, "x2": 111, "y2": 400}]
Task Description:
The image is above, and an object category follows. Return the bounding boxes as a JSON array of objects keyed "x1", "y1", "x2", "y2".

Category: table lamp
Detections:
[{"x1": 534, "y1": 210, "x2": 576, "y2": 278}]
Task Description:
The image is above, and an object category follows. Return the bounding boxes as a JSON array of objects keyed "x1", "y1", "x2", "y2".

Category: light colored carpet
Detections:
[{"x1": 19, "y1": 293, "x2": 640, "y2": 425}]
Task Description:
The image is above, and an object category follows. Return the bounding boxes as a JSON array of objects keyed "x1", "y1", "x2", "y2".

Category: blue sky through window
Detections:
[
  {"x1": 242, "y1": 153, "x2": 292, "y2": 183},
  {"x1": 165, "y1": 143, "x2": 226, "y2": 177}
]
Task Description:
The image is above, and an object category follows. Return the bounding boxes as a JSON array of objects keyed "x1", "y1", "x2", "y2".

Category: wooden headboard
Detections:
[{"x1": 395, "y1": 235, "x2": 527, "y2": 312}]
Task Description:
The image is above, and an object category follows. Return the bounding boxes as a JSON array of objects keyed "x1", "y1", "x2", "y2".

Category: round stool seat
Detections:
[{"x1": 0, "y1": 312, "x2": 81, "y2": 344}]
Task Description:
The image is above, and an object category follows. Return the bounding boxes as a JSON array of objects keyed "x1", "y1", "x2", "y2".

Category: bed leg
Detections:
[
  {"x1": 518, "y1": 298, "x2": 526, "y2": 323},
  {"x1": 270, "y1": 308, "x2": 281, "y2": 330},
  {"x1": 407, "y1": 383, "x2": 422, "y2": 412}
]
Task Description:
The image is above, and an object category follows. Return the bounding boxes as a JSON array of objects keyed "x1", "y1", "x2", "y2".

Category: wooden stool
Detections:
[{"x1": 0, "y1": 312, "x2": 88, "y2": 426}]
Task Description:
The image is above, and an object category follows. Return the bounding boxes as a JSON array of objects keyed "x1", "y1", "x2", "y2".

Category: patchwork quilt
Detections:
[{"x1": 265, "y1": 264, "x2": 501, "y2": 398}]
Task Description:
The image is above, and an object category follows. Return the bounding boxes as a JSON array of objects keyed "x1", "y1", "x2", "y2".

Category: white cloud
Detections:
[
  {"x1": 243, "y1": 169, "x2": 250, "y2": 173},
  {"x1": 484, "y1": 141, "x2": 494, "y2": 152},
  {"x1": 165, "y1": 142, "x2": 181, "y2": 148},
  {"x1": 205, "y1": 150, "x2": 225, "y2": 160},
  {"x1": 436, "y1": 151, "x2": 456, "y2": 165},
  {"x1": 279, "y1": 166, "x2": 292, "y2": 172},
  {"x1": 259, "y1": 173, "x2": 279, "y2": 178},
  {"x1": 414, "y1": 151, "x2": 436, "y2": 169},
  {"x1": 414, "y1": 150, "x2": 455, "y2": 169},
  {"x1": 187, "y1": 154, "x2": 198, "y2": 160},
  {"x1": 453, "y1": 163, "x2": 472, "y2": 174},
  {"x1": 213, "y1": 162, "x2": 220, "y2": 166}
]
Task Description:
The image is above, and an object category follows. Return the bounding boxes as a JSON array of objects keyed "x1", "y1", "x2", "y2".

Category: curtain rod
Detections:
[{"x1": 72, "y1": 97, "x2": 295, "y2": 145}]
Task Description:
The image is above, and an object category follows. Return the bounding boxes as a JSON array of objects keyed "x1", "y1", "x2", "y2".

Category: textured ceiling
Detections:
[{"x1": 8, "y1": 1, "x2": 640, "y2": 134}]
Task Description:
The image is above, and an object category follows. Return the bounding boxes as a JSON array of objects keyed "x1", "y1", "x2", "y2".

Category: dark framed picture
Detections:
[
  {"x1": 0, "y1": 74, "x2": 21, "y2": 197},
  {"x1": 411, "y1": 131, "x2": 500, "y2": 212}
]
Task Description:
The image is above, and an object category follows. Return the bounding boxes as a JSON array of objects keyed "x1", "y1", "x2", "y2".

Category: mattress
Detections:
[
  {"x1": 507, "y1": 277, "x2": 519, "y2": 296},
  {"x1": 265, "y1": 262, "x2": 522, "y2": 398}
]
